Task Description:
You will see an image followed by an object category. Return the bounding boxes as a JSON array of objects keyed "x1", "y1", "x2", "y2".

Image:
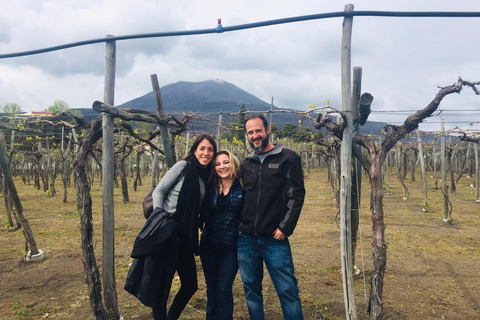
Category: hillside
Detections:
[
  {"x1": 73, "y1": 79, "x2": 390, "y2": 136},
  {"x1": 119, "y1": 79, "x2": 272, "y2": 113}
]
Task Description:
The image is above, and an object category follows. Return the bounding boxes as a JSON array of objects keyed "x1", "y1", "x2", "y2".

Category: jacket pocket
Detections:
[{"x1": 241, "y1": 165, "x2": 258, "y2": 191}]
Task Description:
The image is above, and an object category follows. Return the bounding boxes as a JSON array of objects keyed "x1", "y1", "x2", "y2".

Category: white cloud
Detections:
[{"x1": 0, "y1": 0, "x2": 479, "y2": 132}]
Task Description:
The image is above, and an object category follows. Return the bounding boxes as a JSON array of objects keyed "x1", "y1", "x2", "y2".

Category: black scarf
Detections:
[{"x1": 175, "y1": 156, "x2": 209, "y2": 253}]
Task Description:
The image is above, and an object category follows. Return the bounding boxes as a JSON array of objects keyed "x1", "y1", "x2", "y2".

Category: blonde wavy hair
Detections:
[{"x1": 214, "y1": 150, "x2": 241, "y2": 192}]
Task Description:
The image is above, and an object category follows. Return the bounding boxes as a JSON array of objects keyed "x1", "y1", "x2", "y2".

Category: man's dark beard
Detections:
[{"x1": 249, "y1": 134, "x2": 270, "y2": 153}]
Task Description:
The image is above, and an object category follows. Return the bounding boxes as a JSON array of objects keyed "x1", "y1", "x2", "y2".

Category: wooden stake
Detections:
[
  {"x1": 151, "y1": 74, "x2": 174, "y2": 168},
  {"x1": 416, "y1": 129, "x2": 428, "y2": 211},
  {"x1": 339, "y1": 4, "x2": 357, "y2": 319},
  {"x1": 102, "y1": 35, "x2": 120, "y2": 319}
]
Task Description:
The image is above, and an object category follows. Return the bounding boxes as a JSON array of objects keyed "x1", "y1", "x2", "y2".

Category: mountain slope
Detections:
[
  {"x1": 75, "y1": 79, "x2": 391, "y2": 137},
  {"x1": 118, "y1": 79, "x2": 272, "y2": 113}
]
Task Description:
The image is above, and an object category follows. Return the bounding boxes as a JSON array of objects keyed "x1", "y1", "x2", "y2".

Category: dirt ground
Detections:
[{"x1": 0, "y1": 168, "x2": 479, "y2": 319}]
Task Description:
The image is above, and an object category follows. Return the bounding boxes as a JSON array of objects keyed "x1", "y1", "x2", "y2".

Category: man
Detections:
[{"x1": 238, "y1": 114, "x2": 306, "y2": 320}]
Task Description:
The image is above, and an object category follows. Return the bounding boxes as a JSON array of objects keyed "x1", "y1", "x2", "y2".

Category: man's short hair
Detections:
[{"x1": 244, "y1": 114, "x2": 269, "y2": 131}]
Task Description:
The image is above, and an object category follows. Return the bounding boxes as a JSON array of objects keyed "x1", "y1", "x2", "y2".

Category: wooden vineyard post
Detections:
[
  {"x1": 150, "y1": 137, "x2": 160, "y2": 188},
  {"x1": 218, "y1": 110, "x2": 223, "y2": 150},
  {"x1": 351, "y1": 66, "x2": 362, "y2": 267},
  {"x1": 270, "y1": 97, "x2": 274, "y2": 142},
  {"x1": 339, "y1": 3, "x2": 357, "y2": 319},
  {"x1": 440, "y1": 116, "x2": 452, "y2": 222},
  {"x1": 185, "y1": 132, "x2": 190, "y2": 158},
  {"x1": 151, "y1": 74, "x2": 174, "y2": 168},
  {"x1": 416, "y1": 129, "x2": 428, "y2": 211},
  {"x1": 102, "y1": 35, "x2": 120, "y2": 319},
  {"x1": 458, "y1": 135, "x2": 480, "y2": 202},
  {"x1": 475, "y1": 142, "x2": 480, "y2": 202}
]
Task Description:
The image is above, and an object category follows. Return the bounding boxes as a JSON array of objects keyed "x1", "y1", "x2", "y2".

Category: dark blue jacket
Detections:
[{"x1": 201, "y1": 178, "x2": 244, "y2": 251}]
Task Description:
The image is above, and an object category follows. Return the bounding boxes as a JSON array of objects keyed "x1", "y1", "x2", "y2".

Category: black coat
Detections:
[
  {"x1": 240, "y1": 144, "x2": 305, "y2": 236},
  {"x1": 124, "y1": 208, "x2": 178, "y2": 307}
]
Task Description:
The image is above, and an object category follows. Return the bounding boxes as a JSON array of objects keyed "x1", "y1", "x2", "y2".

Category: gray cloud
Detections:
[{"x1": 1, "y1": 0, "x2": 479, "y2": 133}]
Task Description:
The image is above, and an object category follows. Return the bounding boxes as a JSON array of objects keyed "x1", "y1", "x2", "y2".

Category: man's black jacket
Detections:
[{"x1": 240, "y1": 144, "x2": 305, "y2": 236}]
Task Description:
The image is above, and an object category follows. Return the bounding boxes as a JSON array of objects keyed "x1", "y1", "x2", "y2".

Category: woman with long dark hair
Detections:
[{"x1": 150, "y1": 133, "x2": 217, "y2": 320}]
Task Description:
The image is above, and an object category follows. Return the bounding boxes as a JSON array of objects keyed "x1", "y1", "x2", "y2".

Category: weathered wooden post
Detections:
[
  {"x1": 217, "y1": 110, "x2": 223, "y2": 150},
  {"x1": 433, "y1": 141, "x2": 437, "y2": 181},
  {"x1": 440, "y1": 116, "x2": 451, "y2": 222},
  {"x1": 10, "y1": 129, "x2": 15, "y2": 154},
  {"x1": 102, "y1": 35, "x2": 120, "y2": 319},
  {"x1": 61, "y1": 125, "x2": 64, "y2": 151},
  {"x1": 270, "y1": 97, "x2": 274, "y2": 142},
  {"x1": 351, "y1": 66, "x2": 362, "y2": 267},
  {"x1": 339, "y1": 4, "x2": 357, "y2": 319},
  {"x1": 416, "y1": 129, "x2": 428, "y2": 211},
  {"x1": 475, "y1": 142, "x2": 479, "y2": 202},
  {"x1": 151, "y1": 74, "x2": 174, "y2": 168},
  {"x1": 185, "y1": 131, "x2": 190, "y2": 157},
  {"x1": 151, "y1": 137, "x2": 160, "y2": 188}
]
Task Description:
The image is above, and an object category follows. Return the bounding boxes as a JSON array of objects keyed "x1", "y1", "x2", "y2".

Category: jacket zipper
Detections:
[{"x1": 254, "y1": 162, "x2": 262, "y2": 235}]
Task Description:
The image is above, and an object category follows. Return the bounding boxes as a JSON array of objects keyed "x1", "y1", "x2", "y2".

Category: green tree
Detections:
[
  {"x1": 71, "y1": 109, "x2": 84, "y2": 118},
  {"x1": 292, "y1": 126, "x2": 313, "y2": 142},
  {"x1": 236, "y1": 104, "x2": 246, "y2": 141},
  {"x1": 224, "y1": 104, "x2": 247, "y2": 143},
  {"x1": 45, "y1": 100, "x2": 70, "y2": 114},
  {"x1": 270, "y1": 122, "x2": 281, "y2": 138},
  {"x1": 230, "y1": 104, "x2": 246, "y2": 141},
  {"x1": 282, "y1": 123, "x2": 297, "y2": 138},
  {"x1": 3, "y1": 103, "x2": 23, "y2": 115},
  {"x1": 312, "y1": 129, "x2": 324, "y2": 141}
]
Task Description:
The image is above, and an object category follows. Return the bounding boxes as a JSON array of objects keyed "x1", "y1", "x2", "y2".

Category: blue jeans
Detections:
[
  {"x1": 237, "y1": 232, "x2": 303, "y2": 320},
  {"x1": 200, "y1": 241, "x2": 238, "y2": 320}
]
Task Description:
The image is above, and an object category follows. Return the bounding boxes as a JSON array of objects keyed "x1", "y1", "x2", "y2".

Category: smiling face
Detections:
[
  {"x1": 215, "y1": 153, "x2": 231, "y2": 181},
  {"x1": 194, "y1": 138, "x2": 215, "y2": 167},
  {"x1": 245, "y1": 117, "x2": 272, "y2": 153}
]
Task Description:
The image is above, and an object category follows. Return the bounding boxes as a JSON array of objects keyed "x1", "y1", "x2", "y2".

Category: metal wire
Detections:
[{"x1": 1, "y1": 10, "x2": 479, "y2": 59}]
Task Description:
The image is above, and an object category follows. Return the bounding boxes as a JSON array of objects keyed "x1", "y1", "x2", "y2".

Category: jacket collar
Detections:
[
  {"x1": 215, "y1": 177, "x2": 241, "y2": 195},
  {"x1": 246, "y1": 143, "x2": 283, "y2": 160}
]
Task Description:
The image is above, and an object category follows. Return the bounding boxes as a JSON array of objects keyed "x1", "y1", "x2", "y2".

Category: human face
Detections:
[
  {"x1": 245, "y1": 118, "x2": 270, "y2": 153},
  {"x1": 215, "y1": 154, "x2": 231, "y2": 181},
  {"x1": 194, "y1": 139, "x2": 214, "y2": 167}
]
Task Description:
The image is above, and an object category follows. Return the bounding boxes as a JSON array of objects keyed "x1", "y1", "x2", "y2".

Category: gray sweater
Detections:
[{"x1": 152, "y1": 160, "x2": 206, "y2": 217}]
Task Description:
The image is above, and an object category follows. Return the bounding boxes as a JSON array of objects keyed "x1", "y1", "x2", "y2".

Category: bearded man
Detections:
[{"x1": 237, "y1": 114, "x2": 306, "y2": 320}]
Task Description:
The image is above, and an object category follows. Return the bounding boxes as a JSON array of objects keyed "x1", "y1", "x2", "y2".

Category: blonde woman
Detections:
[{"x1": 200, "y1": 150, "x2": 244, "y2": 320}]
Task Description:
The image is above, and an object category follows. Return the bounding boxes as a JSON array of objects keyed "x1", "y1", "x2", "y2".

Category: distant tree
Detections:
[
  {"x1": 293, "y1": 126, "x2": 313, "y2": 142},
  {"x1": 45, "y1": 100, "x2": 70, "y2": 114},
  {"x1": 282, "y1": 123, "x2": 297, "y2": 138},
  {"x1": 236, "y1": 104, "x2": 246, "y2": 141},
  {"x1": 224, "y1": 104, "x2": 247, "y2": 143},
  {"x1": 3, "y1": 103, "x2": 23, "y2": 115},
  {"x1": 221, "y1": 131, "x2": 235, "y2": 142},
  {"x1": 313, "y1": 129, "x2": 324, "y2": 141},
  {"x1": 131, "y1": 120, "x2": 154, "y2": 133},
  {"x1": 71, "y1": 109, "x2": 85, "y2": 118},
  {"x1": 270, "y1": 122, "x2": 281, "y2": 138}
]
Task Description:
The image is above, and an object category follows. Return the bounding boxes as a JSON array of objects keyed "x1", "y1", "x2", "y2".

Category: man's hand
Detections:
[{"x1": 273, "y1": 228, "x2": 286, "y2": 240}]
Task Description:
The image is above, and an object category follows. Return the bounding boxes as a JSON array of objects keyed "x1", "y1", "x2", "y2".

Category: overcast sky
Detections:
[{"x1": 1, "y1": 0, "x2": 479, "y2": 133}]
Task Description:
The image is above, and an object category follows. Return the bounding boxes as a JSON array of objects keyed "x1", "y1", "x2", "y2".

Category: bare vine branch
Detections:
[
  {"x1": 380, "y1": 77, "x2": 480, "y2": 162},
  {"x1": 459, "y1": 132, "x2": 480, "y2": 144}
]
